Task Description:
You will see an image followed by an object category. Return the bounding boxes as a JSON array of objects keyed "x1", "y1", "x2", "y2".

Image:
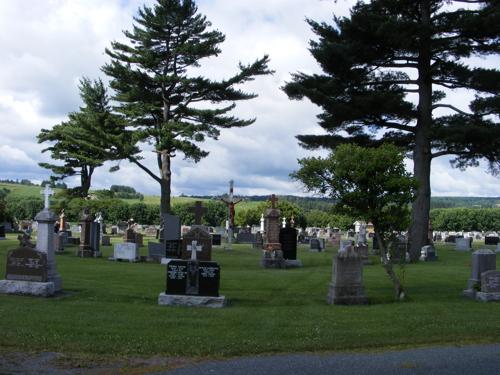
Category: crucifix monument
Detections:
[{"x1": 220, "y1": 180, "x2": 242, "y2": 251}]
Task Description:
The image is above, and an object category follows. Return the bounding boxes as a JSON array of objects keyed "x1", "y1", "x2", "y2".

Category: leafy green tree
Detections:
[
  {"x1": 292, "y1": 144, "x2": 417, "y2": 300},
  {"x1": 283, "y1": 0, "x2": 500, "y2": 260},
  {"x1": 103, "y1": 0, "x2": 272, "y2": 214},
  {"x1": 38, "y1": 78, "x2": 129, "y2": 197}
]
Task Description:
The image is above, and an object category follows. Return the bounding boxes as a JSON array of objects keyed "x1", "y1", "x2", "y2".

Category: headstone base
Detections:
[
  {"x1": 463, "y1": 289, "x2": 476, "y2": 299},
  {"x1": 284, "y1": 259, "x2": 303, "y2": 268},
  {"x1": 77, "y1": 249, "x2": 101, "y2": 258},
  {"x1": 0, "y1": 280, "x2": 55, "y2": 297},
  {"x1": 475, "y1": 292, "x2": 500, "y2": 302},
  {"x1": 108, "y1": 256, "x2": 141, "y2": 263},
  {"x1": 327, "y1": 283, "x2": 369, "y2": 305},
  {"x1": 158, "y1": 292, "x2": 226, "y2": 308},
  {"x1": 261, "y1": 250, "x2": 285, "y2": 269}
]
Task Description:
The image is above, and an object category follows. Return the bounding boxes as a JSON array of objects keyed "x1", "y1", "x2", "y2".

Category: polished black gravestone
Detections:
[
  {"x1": 148, "y1": 240, "x2": 181, "y2": 260},
  {"x1": 485, "y1": 236, "x2": 499, "y2": 245},
  {"x1": 159, "y1": 258, "x2": 226, "y2": 307},
  {"x1": 212, "y1": 234, "x2": 222, "y2": 246},
  {"x1": 0, "y1": 225, "x2": 5, "y2": 239},
  {"x1": 164, "y1": 259, "x2": 220, "y2": 297},
  {"x1": 280, "y1": 227, "x2": 297, "y2": 260}
]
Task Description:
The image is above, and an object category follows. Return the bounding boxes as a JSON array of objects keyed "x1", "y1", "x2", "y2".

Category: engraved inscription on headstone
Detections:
[
  {"x1": 481, "y1": 270, "x2": 500, "y2": 293},
  {"x1": 6, "y1": 247, "x2": 48, "y2": 282},
  {"x1": 280, "y1": 227, "x2": 297, "y2": 260}
]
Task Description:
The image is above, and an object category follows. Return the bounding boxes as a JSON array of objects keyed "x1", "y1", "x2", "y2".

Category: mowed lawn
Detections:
[{"x1": 0, "y1": 235, "x2": 499, "y2": 359}]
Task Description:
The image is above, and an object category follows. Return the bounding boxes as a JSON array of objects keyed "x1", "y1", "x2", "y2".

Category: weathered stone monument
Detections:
[
  {"x1": 475, "y1": 270, "x2": 500, "y2": 302},
  {"x1": 111, "y1": 242, "x2": 140, "y2": 262},
  {"x1": 77, "y1": 208, "x2": 95, "y2": 257},
  {"x1": 463, "y1": 249, "x2": 496, "y2": 299},
  {"x1": 327, "y1": 243, "x2": 368, "y2": 305},
  {"x1": 0, "y1": 185, "x2": 62, "y2": 296},
  {"x1": 158, "y1": 240, "x2": 226, "y2": 308},
  {"x1": 261, "y1": 194, "x2": 285, "y2": 268}
]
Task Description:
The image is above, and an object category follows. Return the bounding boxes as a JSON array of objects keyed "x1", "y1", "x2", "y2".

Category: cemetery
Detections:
[
  {"x1": 0, "y1": 190, "x2": 499, "y2": 363},
  {"x1": 0, "y1": 0, "x2": 499, "y2": 372}
]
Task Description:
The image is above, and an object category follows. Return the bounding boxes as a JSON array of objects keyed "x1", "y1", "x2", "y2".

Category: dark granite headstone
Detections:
[
  {"x1": 159, "y1": 214, "x2": 181, "y2": 241},
  {"x1": 212, "y1": 234, "x2": 222, "y2": 246},
  {"x1": 485, "y1": 236, "x2": 499, "y2": 245},
  {"x1": 165, "y1": 259, "x2": 220, "y2": 297},
  {"x1": 372, "y1": 235, "x2": 379, "y2": 250},
  {"x1": 236, "y1": 231, "x2": 256, "y2": 244},
  {"x1": 78, "y1": 209, "x2": 94, "y2": 257},
  {"x1": 181, "y1": 227, "x2": 212, "y2": 261},
  {"x1": 280, "y1": 227, "x2": 297, "y2": 260},
  {"x1": 101, "y1": 235, "x2": 111, "y2": 246},
  {"x1": 0, "y1": 225, "x2": 5, "y2": 239},
  {"x1": 90, "y1": 222, "x2": 100, "y2": 254},
  {"x1": 310, "y1": 238, "x2": 320, "y2": 250},
  {"x1": 148, "y1": 240, "x2": 181, "y2": 260},
  {"x1": 6, "y1": 247, "x2": 48, "y2": 282}
]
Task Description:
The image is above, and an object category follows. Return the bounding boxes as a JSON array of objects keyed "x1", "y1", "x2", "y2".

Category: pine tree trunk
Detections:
[
  {"x1": 160, "y1": 151, "x2": 171, "y2": 214},
  {"x1": 410, "y1": 0, "x2": 433, "y2": 262},
  {"x1": 80, "y1": 166, "x2": 93, "y2": 198}
]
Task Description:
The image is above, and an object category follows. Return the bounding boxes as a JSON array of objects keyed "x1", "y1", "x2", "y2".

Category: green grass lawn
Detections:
[{"x1": 0, "y1": 236, "x2": 499, "y2": 359}]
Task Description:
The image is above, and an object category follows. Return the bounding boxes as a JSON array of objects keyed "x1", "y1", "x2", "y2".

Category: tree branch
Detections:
[
  {"x1": 129, "y1": 156, "x2": 161, "y2": 183},
  {"x1": 432, "y1": 104, "x2": 472, "y2": 116}
]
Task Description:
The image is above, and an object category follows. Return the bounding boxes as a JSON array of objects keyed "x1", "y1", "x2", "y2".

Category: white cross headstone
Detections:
[
  {"x1": 260, "y1": 214, "x2": 265, "y2": 232},
  {"x1": 282, "y1": 217, "x2": 286, "y2": 228},
  {"x1": 187, "y1": 240, "x2": 203, "y2": 261},
  {"x1": 41, "y1": 185, "x2": 54, "y2": 209}
]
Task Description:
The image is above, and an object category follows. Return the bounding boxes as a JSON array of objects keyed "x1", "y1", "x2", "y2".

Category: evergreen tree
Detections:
[
  {"x1": 292, "y1": 143, "x2": 417, "y2": 300},
  {"x1": 283, "y1": 0, "x2": 499, "y2": 260},
  {"x1": 102, "y1": 0, "x2": 272, "y2": 214},
  {"x1": 38, "y1": 78, "x2": 130, "y2": 197}
]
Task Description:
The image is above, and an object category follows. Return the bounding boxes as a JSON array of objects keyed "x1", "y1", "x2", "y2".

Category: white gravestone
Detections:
[
  {"x1": 113, "y1": 243, "x2": 139, "y2": 262},
  {"x1": 455, "y1": 237, "x2": 472, "y2": 251}
]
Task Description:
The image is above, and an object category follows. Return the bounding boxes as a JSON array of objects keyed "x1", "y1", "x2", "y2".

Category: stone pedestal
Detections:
[
  {"x1": 261, "y1": 249, "x2": 286, "y2": 268},
  {"x1": 327, "y1": 248, "x2": 368, "y2": 305},
  {"x1": 0, "y1": 280, "x2": 55, "y2": 297},
  {"x1": 158, "y1": 293, "x2": 226, "y2": 308},
  {"x1": 34, "y1": 209, "x2": 62, "y2": 292}
]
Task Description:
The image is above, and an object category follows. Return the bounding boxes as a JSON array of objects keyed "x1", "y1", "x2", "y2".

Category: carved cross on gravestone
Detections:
[
  {"x1": 187, "y1": 240, "x2": 203, "y2": 261},
  {"x1": 190, "y1": 201, "x2": 207, "y2": 225},
  {"x1": 269, "y1": 194, "x2": 278, "y2": 209},
  {"x1": 41, "y1": 185, "x2": 54, "y2": 209}
]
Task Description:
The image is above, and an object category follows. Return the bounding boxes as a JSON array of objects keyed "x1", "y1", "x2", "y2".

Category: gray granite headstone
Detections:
[
  {"x1": 455, "y1": 237, "x2": 472, "y2": 251},
  {"x1": 327, "y1": 247, "x2": 368, "y2": 305},
  {"x1": 476, "y1": 270, "x2": 500, "y2": 302},
  {"x1": 464, "y1": 249, "x2": 496, "y2": 298},
  {"x1": 159, "y1": 214, "x2": 181, "y2": 241}
]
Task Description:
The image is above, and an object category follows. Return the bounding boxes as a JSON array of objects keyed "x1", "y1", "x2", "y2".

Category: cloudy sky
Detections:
[{"x1": 0, "y1": 0, "x2": 498, "y2": 197}]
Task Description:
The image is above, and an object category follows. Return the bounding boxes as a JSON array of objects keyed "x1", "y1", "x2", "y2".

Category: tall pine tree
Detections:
[
  {"x1": 283, "y1": 0, "x2": 499, "y2": 260},
  {"x1": 38, "y1": 78, "x2": 129, "y2": 197},
  {"x1": 102, "y1": 0, "x2": 272, "y2": 214}
]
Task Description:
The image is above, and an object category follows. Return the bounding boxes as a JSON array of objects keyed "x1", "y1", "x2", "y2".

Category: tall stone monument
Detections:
[
  {"x1": 0, "y1": 185, "x2": 62, "y2": 296},
  {"x1": 182, "y1": 201, "x2": 212, "y2": 261},
  {"x1": 261, "y1": 194, "x2": 285, "y2": 268},
  {"x1": 221, "y1": 180, "x2": 242, "y2": 251},
  {"x1": 78, "y1": 208, "x2": 95, "y2": 257}
]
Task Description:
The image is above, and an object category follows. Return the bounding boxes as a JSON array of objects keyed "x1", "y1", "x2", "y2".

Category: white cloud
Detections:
[{"x1": 0, "y1": 0, "x2": 498, "y2": 199}]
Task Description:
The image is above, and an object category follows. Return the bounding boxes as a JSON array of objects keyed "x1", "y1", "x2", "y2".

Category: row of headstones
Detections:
[{"x1": 1, "y1": 200, "x2": 498, "y2": 307}]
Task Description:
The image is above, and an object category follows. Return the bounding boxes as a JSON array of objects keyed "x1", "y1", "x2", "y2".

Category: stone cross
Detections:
[
  {"x1": 282, "y1": 217, "x2": 286, "y2": 228},
  {"x1": 187, "y1": 240, "x2": 203, "y2": 261},
  {"x1": 190, "y1": 201, "x2": 207, "y2": 225},
  {"x1": 260, "y1": 214, "x2": 265, "y2": 232},
  {"x1": 269, "y1": 194, "x2": 278, "y2": 209},
  {"x1": 41, "y1": 185, "x2": 54, "y2": 209}
]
